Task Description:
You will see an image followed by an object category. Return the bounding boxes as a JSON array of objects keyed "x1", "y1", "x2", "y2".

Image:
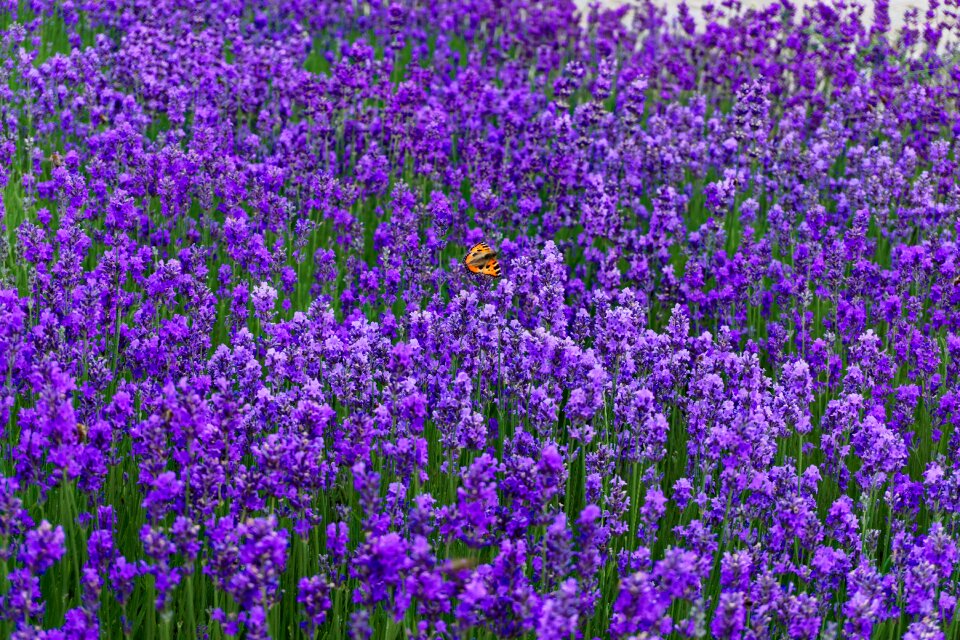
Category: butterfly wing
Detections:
[
  {"x1": 477, "y1": 258, "x2": 502, "y2": 278},
  {"x1": 464, "y1": 242, "x2": 489, "y2": 261},
  {"x1": 464, "y1": 242, "x2": 501, "y2": 277},
  {"x1": 464, "y1": 242, "x2": 492, "y2": 273}
]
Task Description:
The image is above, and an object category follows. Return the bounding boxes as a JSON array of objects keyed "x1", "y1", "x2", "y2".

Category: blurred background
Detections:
[{"x1": 576, "y1": 1, "x2": 939, "y2": 31}]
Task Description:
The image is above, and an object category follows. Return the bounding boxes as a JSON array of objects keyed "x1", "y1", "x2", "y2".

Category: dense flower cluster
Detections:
[{"x1": 2, "y1": 0, "x2": 960, "y2": 637}]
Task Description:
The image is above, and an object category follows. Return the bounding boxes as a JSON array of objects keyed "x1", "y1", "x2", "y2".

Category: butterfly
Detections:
[{"x1": 464, "y1": 242, "x2": 502, "y2": 278}]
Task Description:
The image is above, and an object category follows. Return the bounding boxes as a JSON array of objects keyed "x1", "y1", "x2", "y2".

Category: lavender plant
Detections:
[{"x1": 2, "y1": 0, "x2": 960, "y2": 637}]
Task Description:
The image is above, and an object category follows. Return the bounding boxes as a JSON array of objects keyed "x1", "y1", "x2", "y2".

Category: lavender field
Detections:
[{"x1": 2, "y1": 0, "x2": 960, "y2": 638}]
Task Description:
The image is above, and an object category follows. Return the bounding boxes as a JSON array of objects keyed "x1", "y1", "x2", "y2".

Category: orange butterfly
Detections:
[{"x1": 464, "y1": 242, "x2": 502, "y2": 278}]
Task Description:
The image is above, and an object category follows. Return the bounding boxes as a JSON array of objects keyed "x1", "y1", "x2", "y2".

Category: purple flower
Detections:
[
  {"x1": 19, "y1": 521, "x2": 65, "y2": 574},
  {"x1": 251, "y1": 282, "x2": 278, "y2": 322},
  {"x1": 536, "y1": 578, "x2": 580, "y2": 638},
  {"x1": 298, "y1": 576, "x2": 332, "y2": 633},
  {"x1": 207, "y1": 515, "x2": 289, "y2": 624},
  {"x1": 710, "y1": 592, "x2": 746, "y2": 639}
]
